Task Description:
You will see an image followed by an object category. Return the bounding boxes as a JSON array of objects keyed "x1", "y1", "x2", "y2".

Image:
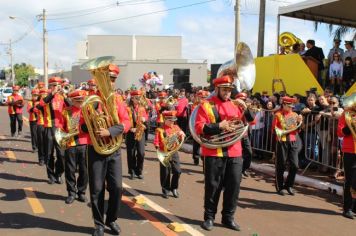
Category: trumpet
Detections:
[{"x1": 62, "y1": 84, "x2": 74, "y2": 94}]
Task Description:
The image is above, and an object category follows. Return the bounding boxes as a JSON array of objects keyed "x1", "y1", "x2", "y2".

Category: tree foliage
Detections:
[
  {"x1": 314, "y1": 22, "x2": 356, "y2": 41},
  {"x1": 7, "y1": 63, "x2": 36, "y2": 87}
]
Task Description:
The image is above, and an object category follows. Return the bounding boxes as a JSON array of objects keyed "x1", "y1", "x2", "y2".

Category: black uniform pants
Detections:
[
  {"x1": 242, "y1": 136, "x2": 252, "y2": 172},
  {"x1": 44, "y1": 127, "x2": 64, "y2": 180},
  {"x1": 204, "y1": 156, "x2": 243, "y2": 221},
  {"x1": 160, "y1": 152, "x2": 181, "y2": 191},
  {"x1": 9, "y1": 114, "x2": 23, "y2": 135},
  {"x1": 125, "y1": 132, "x2": 145, "y2": 175},
  {"x1": 177, "y1": 116, "x2": 187, "y2": 134},
  {"x1": 343, "y1": 152, "x2": 356, "y2": 212},
  {"x1": 29, "y1": 121, "x2": 38, "y2": 150},
  {"x1": 275, "y1": 140, "x2": 300, "y2": 191},
  {"x1": 192, "y1": 139, "x2": 200, "y2": 161},
  {"x1": 36, "y1": 125, "x2": 45, "y2": 162},
  {"x1": 87, "y1": 146, "x2": 122, "y2": 227},
  {"x1": 64, "y1": 145, "x2": 88, "y2": 197}
]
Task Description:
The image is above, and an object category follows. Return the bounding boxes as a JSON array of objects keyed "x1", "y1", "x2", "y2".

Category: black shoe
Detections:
[
  {"x1": 193, "y1": 159, "x2": 199, "y2": 165},
  {"x1": 242, "y1": 171, "x2": 249, "y2": 177},
  {"x1": 38, "y1": 160, "x2": 45, "y2": 166},
  {"x1": 285, "y1": 187, "x2": 295, "y2": 196},
  {"x1": 77, "y1": 194, "x2": 87, "y2": 203},
  {"x1": 92, "y1": 225, "x2": 104, "y2": 236},
  {"x1": 277, "y1": 189, "x2": 285, "y2": 196},
  {"x1": 55, "y1": 176, "x2": 63, "y2": 184},
  {"x1": 342, "y1": 210, "x2": 354, "y2": 220},
  {"x1": 65, "y1": 195, "x2": 75, "y2": 204},
  {"x1": 162, "y1": 189, "x2": 169, "y2": 199},
  {"x1": 221, "y1": 219, "x2": 241, "y2": 231},
  {"x1": 106, "y1": 221, "x2": 121, "y2": 235},
  {"x1": 17, "y1": 131, "x2": 22, "y2": 137},
  {"x1": 201, "y1": 219, "x2": 214, "y2": 231},
  {"x1": 137, "y1": 174, "x2": 144, "y2": 179},
  {"x1": 11, "y1": 133, "x2": 15, "y2": 137},
  {"x1": 172, "y1": 189, "x2": 179, "y2": 198},
  {"x1": 48, "y1": 178, "x2": 55, "y2": 185},
  {"x1": 129, "y1": 173, "x2": 134, "y2": 180}
]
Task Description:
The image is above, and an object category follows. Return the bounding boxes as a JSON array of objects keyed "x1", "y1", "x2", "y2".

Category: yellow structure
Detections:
[
  {"x1": 346, "y1": 82, "x2": 356, "y2": 96},
  {"x1": 254, "y1": 54, "x2": 323, "y2": 95}
]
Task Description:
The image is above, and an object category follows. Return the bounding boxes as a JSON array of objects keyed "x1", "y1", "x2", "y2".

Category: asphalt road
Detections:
[{"x1": 0, "y1": 106, "x2": 354, "y2": 236}]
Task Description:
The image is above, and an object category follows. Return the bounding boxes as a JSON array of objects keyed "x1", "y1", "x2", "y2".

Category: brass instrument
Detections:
[
  {"x1": 80, "y1": 56, "x2": 123, "y2": 155},
  {"x1": 134, "y1": 122, "x2": 146, "y2": 141},
  {"x1": 63, "y1": 84, "x2": 74, "y2": 94},
  {"x1": 139, "y1": 93, "x2": 149, "y2": 109},
  {"x1": 343, "y1": 93, "x2": 356, "y2": 139},
  {"x1": 275, "y1": 113, "x2": 302, "y2": 141},
  {"x1": 55, "y1": 111, "x2": 80, "y2": 149},
  {"x1": 165, "y1": 96, "x2": 177, "y2": 108},
  {"x1": 279, "y1": 32, "x2": 303, "y2": 54},
  {"x1": 189, "y1": 42, "x2": 255, "y2": 148},
  {"x1": 157, "y1": 131, "x2": 185, "y2": 167}
]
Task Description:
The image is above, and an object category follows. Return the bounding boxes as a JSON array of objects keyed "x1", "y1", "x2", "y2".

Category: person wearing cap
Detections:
[
  {"x1": 40, "y1": 76, "x2": 71, "y2": 185},
  {"x1": 176, "y1": 89, "x2": 189, "y2": 133},
  {"x1": 27, "y1": 89, "x2": 40, "y2": 152},
  {"x1": 194, "y1": 75, "x2": 254, "y2": 231},
  {"x1": 34, "y1": 88, "x2": 47, "y2": 166},
  {"x1": 140, "y1": 87, "x2": 152, "y2": 142},
  {"x1": 87, "y1": 78, "x2": 97, "y2": 95},
  {"x1": 154, "y1": 110, "x2": 185, "y2": 199},
  {"x1": 37, "y1": 82, "x2": 45, "y2": 89},
  {"x1": 327, "y1": 39, "x2": 344, "y2": 63},
  {"x1": 272, "y1": 96, "x2": 303, "y2": 196},
  {"x1": 337, "y1": 94, "x2": 356, "y2": 219},
  {"x1": 7, "y1": 85, "x2": 24, "y2": 137},
  {"x1": 155, "y1": 91, "x2": 169, "y2": 127},
  {"x1": 60, "y1": 90, "x2": 89, "y2": 204},
  {"x1": 343, "y1": 40, "x2": 356, "y2": 63},
  {"x1": 126, "y1": 89, "x2": 148, "y2": 180},
  {"x1": 86, "y1": 63, "x2": 131, "y2": 236}
]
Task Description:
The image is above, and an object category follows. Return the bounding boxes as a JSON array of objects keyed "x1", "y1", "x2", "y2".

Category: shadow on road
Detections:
[
  {"x1": 0, "y1": 157, "x2": 38, "y2": 165},
  {"x1": 0, "y1": 173, "x2": 47, "y2": 183},
  {"x1": 0, "y1": 212, "x2": 92, "y2": 234},
  {"x1": 0, "y1": 187, "x2": 66, "y2": 201}
]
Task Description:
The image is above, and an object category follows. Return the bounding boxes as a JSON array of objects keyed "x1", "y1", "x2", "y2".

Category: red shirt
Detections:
[
  {"x1": 194, "y1": 95, "x2": 243, "y2": 158},
  {"x1": 155, "y1": 101, "x2": 165, "y2": 123},
  {"x1": 127, "y1": 104, "x2": 148, "y2": 128},
  {"x1": 272, "y1": 110, "x2": 299, "y2": 142},
  {"x1": 7, "y1": 94, "x2": 23, "y2": 114},
  {"x1": 337, "y1": 112, "x2": 356, "y2": 154},
  {"x1": 41, "y1": 93, "x2": 66, "y2": 128},
  {"x1": 27, "y1": 100, "x2": 38, "y2": 121},
  {"x1": 176, "y1": 97, "x2": 188, "y2": 117},
  {"x1": 154, "y1": 124, "x2": 182, "y2": 151}
]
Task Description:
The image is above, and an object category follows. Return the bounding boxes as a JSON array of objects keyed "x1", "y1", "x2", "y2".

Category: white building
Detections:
[{"x1": 70, "y1": 35, "x2": 207, "y2": 90}]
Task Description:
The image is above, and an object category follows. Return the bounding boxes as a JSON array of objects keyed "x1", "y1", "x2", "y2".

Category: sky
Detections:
[{"x1": 0, "y1": 0, "x2": 353, "y2": 73}]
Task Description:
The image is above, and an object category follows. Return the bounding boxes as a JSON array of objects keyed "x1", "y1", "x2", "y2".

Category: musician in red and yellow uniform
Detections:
[
  {"x1": 176, "y1": 88, "x2": 189, "y2": 133},
  {"x1": 192, "y1": 90, "x2": 209, "y2": 165},
  {"x1": 60, "y1": 90, "x2": 89, "y2": 205},
  {"x1": 86, "y1": 64, "x2": 131, "y2": 236},
  {"x1": 40, "y1": 77, "x2": 71, "y2": 185},
  {"x1": 155, "y1": 91, "x2": 168, "y2": 127},
  {"x1": 337, "y1": 95, "x2": 356, "y2": 220},
  {"x1": 154, "y1": 110, "x2": 185, "y2": 199},
  {"x1": 272, "y1": 96, "x2": 303, "y2": 196},
  {"x1": 141, "y1": 87, "x2": 152, "y2": 142},
  {"x1": 194, "y1": 76, "x2": 254, "y2": 231},
  {"x1": 7, "y1": 85, "x2": 24, "y2": 137},
  {"x1": 27, "y1": 89, "x2": 39, "y2": 152},
  {"x1": 34, "y1": 88, "x2": 47, "y2": 166},
  {"x1": 87, "y1": 78, "x2": 97, "y2": 95},
  {"x1": 37, "y1": 81, "x2": 45, "y2": 89},
  {"x1": 126, "y1": 89, "x2": 148, "y2": 179}
]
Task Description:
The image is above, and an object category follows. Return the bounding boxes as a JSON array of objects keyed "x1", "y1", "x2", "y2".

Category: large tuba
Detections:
[
  {"x1": 343, "y1": 93, "x2": 356, "y2": 139},
  {"x1": 279, "y1": 32, "x2": 303, "y2": 54},
  {"x1": 275, "y1": 113, "x2": 302, "y2": 141},
  {"x1": 189, "y1": 42, "x2": 255, "y2": 149},
  {"x1": 55, "y1": 110, "x2": 80, "y2": 149},
  {"x1": 157, "y1": 131, "x2": 185, "y2": 167},
  {"x1": 80, "y1": 56, "x2": 123, "y2": 155}
]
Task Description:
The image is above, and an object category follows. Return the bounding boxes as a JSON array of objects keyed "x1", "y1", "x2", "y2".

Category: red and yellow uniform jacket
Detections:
[
  {"x1": 127, "y1": 104, "x2": 148, "y2": 129},
  {"x1": 7, "y1": 94, "x2": 24, "y2": 114},
  {"x1": 155, "y1": 101, "x2": 166, "y2": 123},
  {"x1": 40, "y1": 93, "x2": 67, "y2": 128},
  {"x1": 34, "y1": 100, "x2": 44, "y2": 126},
  {"x1": 154, "y1": 124, "x2": 182, "y2": 152},
  {"x1": 194, "y1": 95, "x2": 243, "y2": 158},
  {"x1": 337, "y1": 112, "x2": 356, "y2": 154},
  {"x1": 176, "y1": 97, "x2": 189, "y2": 117},
  {"x1": 61, "y1": 106, "x2": 90, "y2": 148},
  {"x1": 272, "y1": 110, "x2": 299, "y2": 142},
  {"x1": 27, "y1": 100, "x2": 38, "y2": 122}
]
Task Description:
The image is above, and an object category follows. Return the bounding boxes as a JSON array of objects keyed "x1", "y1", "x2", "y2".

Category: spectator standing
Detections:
[
  {"x1": 329, "y1": 53, "x2": 344, "y2": 94},
  {"x1": 327, "y1": 39, "x2": 344, "y2": 63},
  {"x1": 299, "y1": 42, "x2": 306, "y2": 56},
  {"x1": 343, "y1": 57, "x2": 355, "y2": 92},
  {"x1": 304, "y1": 39, "x2": 325, "y2": 87},
  {"x1": 343, "y1": 41, "x2": 356, "y2": 63}
]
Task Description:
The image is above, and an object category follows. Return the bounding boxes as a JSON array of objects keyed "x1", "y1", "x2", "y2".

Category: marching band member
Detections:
[
  {"x1": 7, "y1": 85, "x2": 24, "y2": 137},
  {"x1": 192, "y1": 90, "x2": 209, "y2": 165},
  {"x1": 154, "y1": 110, "x2": 184, "y2": 199},
  {"x1": 35, "y1": 88, "x2": 47, "y2": 166},
  {"x1": 337, "y1": 94, "x2": 356, "y2": 220},
  {"x1": 140, "y1": 87, "x2": 152, "y2": 142},
  {"x1": 126, "y1": 89, "x2": 148, "y2": 179},
  {"x1": 40, "y1": 77, "x2": 70, "y2": 185},
  {"x1": 194, "y1": 75, "x2": 253, "y2": 231},
  {"x1": 272, "y1": 96, "x2": 303, "y2": 196},
  {"x1": 87, "y1": 78, "x2": 97, "y2": 95},
  {"x1": 27, "y1": 89, "x2": 39, "y2": 152},
  {"x1": 60, "y1": 90, "x2": 89, "y2": 204},
  {"x1": 176, "y1": 88, "x2": 189, "y2": 133},
  {"x1": 155, "y1": 91, "x2": 168, "y2": 127},
  {"x1": 86, "y1": 64, "x2": 131, "y2": 236}
]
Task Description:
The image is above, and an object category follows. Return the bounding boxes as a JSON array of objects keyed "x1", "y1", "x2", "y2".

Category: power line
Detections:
[
  {"x1": 49, "y1": 0, "x2": 216, "y2": 32},
  {"x1": 47, "y1": 2, "x2": 118, "y2": 16}
]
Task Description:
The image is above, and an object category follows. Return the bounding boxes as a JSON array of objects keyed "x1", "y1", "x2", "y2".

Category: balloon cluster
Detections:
[{"x1": 139, "y1": 71, "x2": 163, "y2": 89}]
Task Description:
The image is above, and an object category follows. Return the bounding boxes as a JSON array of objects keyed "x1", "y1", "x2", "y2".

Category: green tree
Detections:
[
  {"x1": 314, "y1": 23, "x2": 356, "y2": 41},
  {"x1": 9, "y1": 63, "x2": 36, "y2": 87}
]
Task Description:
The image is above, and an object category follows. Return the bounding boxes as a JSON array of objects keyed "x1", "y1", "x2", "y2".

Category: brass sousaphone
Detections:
[{"x1": 189, "y1": 42, "x2": 256, "y2": 148}]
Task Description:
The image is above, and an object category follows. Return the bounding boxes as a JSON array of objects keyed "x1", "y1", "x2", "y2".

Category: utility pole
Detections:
[
  {"x1": 40, "y1": 9, "x2": 48, "y2": 88},
  {"x1": 9, "y1": 39, "x2": 15, "y2": 85},
  {"x1": 257, "y1": 0, "x2": 266, "y2": 57},
  {"x1": 235, "y1": 0, "x2": 240, "y2": 46}
]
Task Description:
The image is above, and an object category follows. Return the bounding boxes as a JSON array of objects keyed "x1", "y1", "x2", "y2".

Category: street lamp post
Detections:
[{"x1": 7, "y1": 39, "x2": 15, "y2": 86}]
